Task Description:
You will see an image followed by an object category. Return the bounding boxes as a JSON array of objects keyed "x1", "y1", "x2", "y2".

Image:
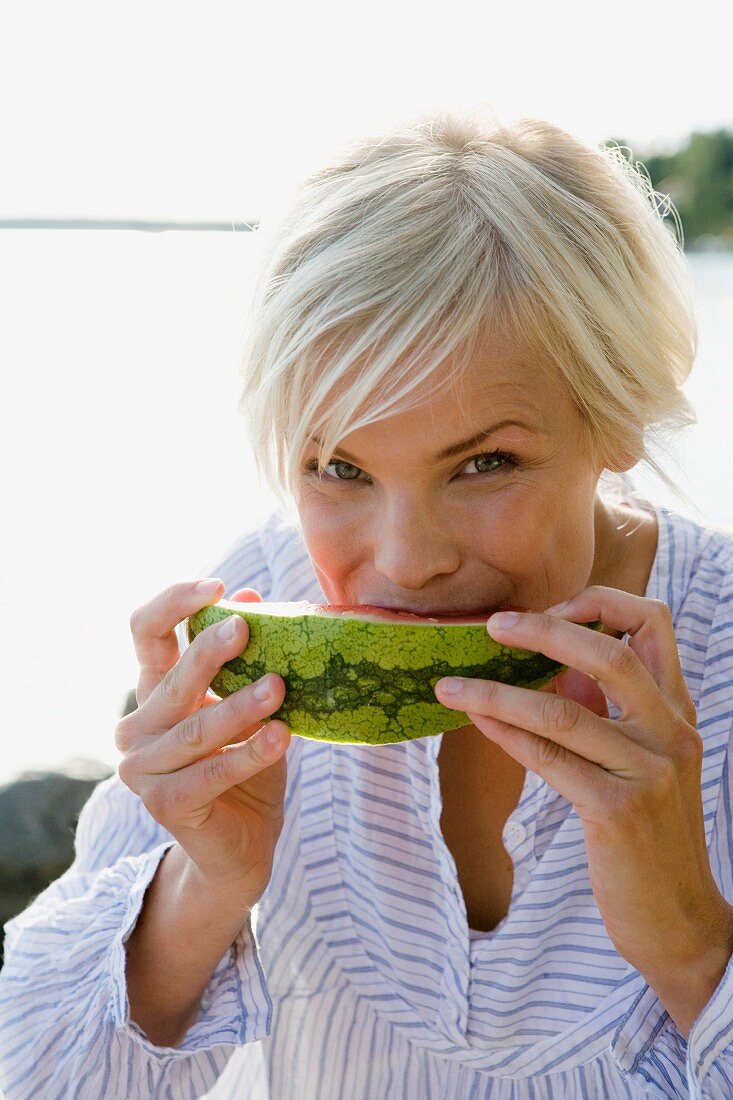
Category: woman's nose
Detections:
[{"x1": 371, "y1": 500, "x2": 460, "y2": 589}]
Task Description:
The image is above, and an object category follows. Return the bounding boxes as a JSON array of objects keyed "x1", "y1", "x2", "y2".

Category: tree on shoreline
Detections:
[{"x1": 604, "y1": 129, "x2": 733, "y2": 251}]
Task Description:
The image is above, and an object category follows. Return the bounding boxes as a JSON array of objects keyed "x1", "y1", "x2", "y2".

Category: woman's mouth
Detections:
[{"x1": 373, "y1": 604, "x2": 501, "y2": 618}]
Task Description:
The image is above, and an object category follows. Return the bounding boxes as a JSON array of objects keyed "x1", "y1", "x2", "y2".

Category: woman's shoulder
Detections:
[
  {"x1": 655, "y1": 502, "x2": 733, "y2": 583},
  {"x1": 609, "y1": 469, "x2": 732, "y2": 585},
  {"x1": 644, "y1": 501, "x2": 733, "y2": 684},
  {"x1": 609, "y1": 480, "x2": 733, "y2": 648}
]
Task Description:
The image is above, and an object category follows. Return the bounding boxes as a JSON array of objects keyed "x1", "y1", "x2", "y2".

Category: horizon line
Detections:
[{"x1": 0, "y1": 217, "x2": 259, "y2": 232}]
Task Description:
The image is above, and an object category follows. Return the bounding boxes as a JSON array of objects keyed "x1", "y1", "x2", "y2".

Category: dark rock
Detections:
[{"x1": 0, "y1": 760, "x2": 114, "y2": 970}]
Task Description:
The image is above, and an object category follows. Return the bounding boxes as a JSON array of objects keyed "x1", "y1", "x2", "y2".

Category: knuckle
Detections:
[
  {"x1": 114, "y1": 718, "x2": 132, "y2": 754},
  {"x1": 160, "y1": 665, "x2": 182, "y2": 704},
  {"x1": 675, "y1": 722, "x2": 703, "y2": 766},
  {"x1": 607, "y1": 640, "x2": 637, "y2": 677},
  {"x1": 676, "y1": 683, "x2": 698, "y2": 730},
  {"x1": 650, "y1": 598, "x2": 673, "y2": 623},
  {"x1": 177, "y1": 710, "x2": 205, "y2": 750},
  {"x1": 203, "y1": 749, "x2": 231, "y2": 787},
  {"x1": 114, "y1": 711, "x2": 143, "y2": 753},
  {"x1": 477, "y1": 679, "x2": 500, "y2": 708},
  {"x1": 536, "y1": 736, "x2": 567, "y2": 769},
  {"x1": 144, "y1": 777, "x2": 190, "y2": 822},
  {"x1": 142, "y1": 783, "x2": 169, "y2": 821},
  {"x1": 684, "y1": 699, "x2": 698, "y2": 728},
  {"x1": 542, "y1": 693, "x2": 582, "y2": 735},
  {"x1": 116, "y1": 753, "x2": 138, "y2": 790},
  {"x1": 190, "y1": 629, "x2": 219, "y2": 671},
  {"x1": 247, "y1": 732, "x2": 271, "y2": 768}
]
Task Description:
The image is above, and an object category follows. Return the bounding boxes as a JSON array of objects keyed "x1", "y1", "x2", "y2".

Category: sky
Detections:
[{"x1": 1, "y1": 0, "x2": 731, "y2": 222}]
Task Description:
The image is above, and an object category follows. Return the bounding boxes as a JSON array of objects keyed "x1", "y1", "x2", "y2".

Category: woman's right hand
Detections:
[{"x1": 115, "y1": 579, "x2": 292, "y2": 903}]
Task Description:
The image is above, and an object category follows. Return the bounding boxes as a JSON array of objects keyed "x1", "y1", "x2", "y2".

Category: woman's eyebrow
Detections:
[{"x1": 310, "y1": 420, "x2": 545, "y2": 465}]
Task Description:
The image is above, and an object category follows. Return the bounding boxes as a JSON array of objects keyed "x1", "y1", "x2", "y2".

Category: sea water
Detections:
[{"x1": 1, "y1": 233, "x2": 731, "y2": 787}]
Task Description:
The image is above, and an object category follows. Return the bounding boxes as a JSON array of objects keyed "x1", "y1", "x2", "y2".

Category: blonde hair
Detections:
[{"x1": 236, "y1": 105, "x2": 697, "y2": 522}]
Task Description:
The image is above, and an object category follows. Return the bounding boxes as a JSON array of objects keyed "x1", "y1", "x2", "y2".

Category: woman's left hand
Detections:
[{"x1": 434, "y1": 585, "x2": 733, "y2": 982}]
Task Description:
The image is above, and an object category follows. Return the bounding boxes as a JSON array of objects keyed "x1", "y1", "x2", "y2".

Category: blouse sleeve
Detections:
[
  {"x1": 0, "y1": 774, "x2": 273, "y2": 1100},
  {"x1": 610, "y1": 957, "x2": 733, "y2": 1098}
]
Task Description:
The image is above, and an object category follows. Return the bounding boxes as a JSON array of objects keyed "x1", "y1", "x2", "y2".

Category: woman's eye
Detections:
[
  {"x1": 463, "y1": 452, "x2": 517, "y2": 476},
  {"x1": 303, "y1": 451, "x2": 518, "y2": 482},
  {"x1": 324, "y1": 460, "x2": 362, "y2": 481}
]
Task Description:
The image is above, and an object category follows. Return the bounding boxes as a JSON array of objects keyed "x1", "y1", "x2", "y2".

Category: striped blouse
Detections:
[{"x1": 2, "y1": 492, "x2": 733, "y2": 1100}]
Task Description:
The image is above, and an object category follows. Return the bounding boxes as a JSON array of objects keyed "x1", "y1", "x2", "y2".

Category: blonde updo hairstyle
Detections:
[{"x1": 236, "y1": 105, "x2": 697, "y2": 522}]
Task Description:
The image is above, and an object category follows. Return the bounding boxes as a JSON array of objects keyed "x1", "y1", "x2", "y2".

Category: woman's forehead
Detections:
[{"x1": 427, "y1": 351, "x2": 565, "y2": 418}]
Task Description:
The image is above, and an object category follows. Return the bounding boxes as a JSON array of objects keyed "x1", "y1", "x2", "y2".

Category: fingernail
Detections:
[
  {"x1": 546, "y1": 600, "x2": 569, "y2": 614},
  {"x1": 438, "y1": 677, "x2": 464, "y2": 695},
  {"x1": 254, "y1": 675, "x2": 272, "y2": 700},
  {"x1": 197, "y1": 578, "x2": 223, "y2": 595},
  {"x1": 218, "y1": 616, "x2": 239, "y2": 641},
  {"x1": 488, "y1": 611, "x2": 520, "y2": 631}
]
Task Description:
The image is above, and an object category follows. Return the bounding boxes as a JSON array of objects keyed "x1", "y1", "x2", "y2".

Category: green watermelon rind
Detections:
[{"x1": 186, "y1": 602, "x2": 603, "y2": 746}]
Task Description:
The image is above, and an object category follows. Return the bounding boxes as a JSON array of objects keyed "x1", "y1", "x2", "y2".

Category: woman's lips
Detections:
[{"x1": 372, "y1": 603, "x2": 526, "y2": 618}]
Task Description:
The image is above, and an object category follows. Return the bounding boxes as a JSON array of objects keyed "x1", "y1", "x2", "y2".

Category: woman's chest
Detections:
[{"x1": 437, "y1": 723, "x2": 527, "y2": 932}]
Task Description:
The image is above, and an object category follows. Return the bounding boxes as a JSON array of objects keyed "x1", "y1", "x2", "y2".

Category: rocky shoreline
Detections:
[
  {"x1": 0, "y1": 760, "x2": 114, "y2": 969},
  {"x1": 0, "y1": 692, "x2": 139, "y2": 971}
]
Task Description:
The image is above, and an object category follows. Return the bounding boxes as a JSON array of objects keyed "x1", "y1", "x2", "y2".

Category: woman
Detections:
[{"x1": 2, "y1": 107, "x2": 733, "y2": 1100}]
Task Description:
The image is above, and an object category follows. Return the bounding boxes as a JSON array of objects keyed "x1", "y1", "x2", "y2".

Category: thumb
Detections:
[{"x1": 554, "y1": 667, "x2": 609, "y2": 717}]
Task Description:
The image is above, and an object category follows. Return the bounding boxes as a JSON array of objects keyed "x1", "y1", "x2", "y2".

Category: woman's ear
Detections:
[
  {"x1": 589, "y1": 423, "x2": 645, "y2": 475},
  {"x1": 606, "y1": 430, "x2": 645, "y2": 473}
]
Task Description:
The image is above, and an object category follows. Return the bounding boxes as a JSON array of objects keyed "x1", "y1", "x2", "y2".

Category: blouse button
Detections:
[{"x1": 503, "y1": 822, "x2": 527, "y2": 847}]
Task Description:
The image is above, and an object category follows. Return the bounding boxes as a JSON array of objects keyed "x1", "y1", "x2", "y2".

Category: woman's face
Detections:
[{"x1": 295, "y1": 334, "x2": 628, "y2": 617}]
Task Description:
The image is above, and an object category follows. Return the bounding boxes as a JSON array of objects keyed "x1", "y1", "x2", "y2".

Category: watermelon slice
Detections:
[{"x1": 187, "y1": 600, "x2": 602, "y2": 745}]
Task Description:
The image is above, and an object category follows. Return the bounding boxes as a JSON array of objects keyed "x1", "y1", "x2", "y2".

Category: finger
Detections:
[
  {"x1": 545, "y1": 586, "x2": 693, "y2": 721},
  {"x1": 196, "y1": 589, "x2": 264, "y2": 708},
  {"x1": 486, "y1": 607, "x2": 683, "y2": 743},
  {"x1": 130, "y1": 611, "x2": 259, "y2": 737},
  {"x1": 460, "y1": 700, "x2": 613, "y2": 816},
  {"x1": 435, "y1": 676, "x2": 641, "y2": 772},
  {"x1": 141, "y1": 718, "x2": 292, "y2": 820},
  {"x1": 186, "y1": 717, "x2": 291, "y2": 804},
  {"x1": 131, "y1": 578, "x2": 225, "y2": 706},
  {"x1": 133, "y1": 673, "x2": 286, "y2": 775}
]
